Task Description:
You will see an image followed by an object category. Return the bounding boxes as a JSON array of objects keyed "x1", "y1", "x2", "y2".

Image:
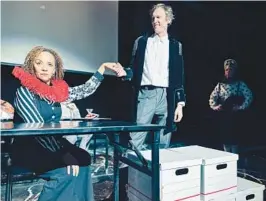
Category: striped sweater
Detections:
[{"x1": 12, "y1": 72, "x2": 103, "y2": 172}]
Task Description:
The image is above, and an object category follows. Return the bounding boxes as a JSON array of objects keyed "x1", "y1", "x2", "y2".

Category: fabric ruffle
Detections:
[{"x1": 12, "y1": 66, "x2": 69, "y2": 102}]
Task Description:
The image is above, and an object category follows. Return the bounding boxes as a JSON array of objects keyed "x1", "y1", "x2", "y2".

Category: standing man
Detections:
[{"x1": 115, "y1": 3, "x2": 186, "y2": 150}]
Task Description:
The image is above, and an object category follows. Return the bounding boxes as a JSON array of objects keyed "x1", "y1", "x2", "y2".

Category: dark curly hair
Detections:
[{"x1": 22, "y1": 46, "x2": 64, "y2": 79}]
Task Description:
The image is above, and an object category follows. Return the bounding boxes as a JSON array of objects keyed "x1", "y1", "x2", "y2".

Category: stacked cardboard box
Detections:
[
  {"x1": 169, "y1": 146, "x2": 238, "y2": 200},
  {"x1": 127, "y1": 149, "x2": 202, "y2": 201},
  {"x1": 127, "y1": 145, "x2": 265, "y2": 201}
]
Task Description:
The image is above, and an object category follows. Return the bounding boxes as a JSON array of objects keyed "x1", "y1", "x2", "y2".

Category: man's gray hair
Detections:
[{"x1": 150, "y1": 3, "x2": 175, "y2": 25}]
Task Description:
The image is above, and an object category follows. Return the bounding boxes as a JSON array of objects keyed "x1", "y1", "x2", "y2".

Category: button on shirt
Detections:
[{"x1": 141, "y1": 34, "x2": 169, "y2": 87}]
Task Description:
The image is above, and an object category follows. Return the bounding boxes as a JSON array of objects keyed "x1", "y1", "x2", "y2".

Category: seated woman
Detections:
[
  {"x1": 11, "y1": 46, "x2": 117, "y2": 201},
  {"x1": 209, "y1": 59, "x2": 253, "y2": 153}
]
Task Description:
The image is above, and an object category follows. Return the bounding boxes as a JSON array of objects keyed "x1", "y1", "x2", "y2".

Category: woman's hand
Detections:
[
  {"x1": 212, "y1": 104, "x2": 223, "y2": 111},
  {"x1": 232, "y1": 105, "x2": 243, "y2": 111},
  {"x1": 98, "y1": 62, "x2": 117, "y2": 74},
  {"x1": 67, "y1": 165, "x2": 79, "y2": 177},
  {"x1": 113, "y1": 63, "x2": 127, "y2": 77},
  {"x1": 85, "y1": 113, "x2": 98, "y2": 119},
  {"x1": 1, "y1": 100, "x2": 15, "y2": 114}
]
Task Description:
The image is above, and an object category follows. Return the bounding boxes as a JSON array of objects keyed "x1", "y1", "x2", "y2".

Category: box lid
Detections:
[
  {"x1": 237, "y1": 177, "x2": 265, "y2": 192},
  {"x1": 168, "y1": 145, "x2": 238, "y2": 165},
  {"x1": 128, "y1": 149, "x2": 202, "y2": 170}
]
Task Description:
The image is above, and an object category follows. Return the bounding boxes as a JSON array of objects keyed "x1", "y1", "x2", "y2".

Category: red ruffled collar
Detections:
[{"x1": 12, "y1": 66, "x2": 69, "y2": 102}]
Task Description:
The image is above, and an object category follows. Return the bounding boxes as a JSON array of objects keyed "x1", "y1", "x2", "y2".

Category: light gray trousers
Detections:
[{"x1": 130, "y1": 87, "x2": 171, "y2": 150}]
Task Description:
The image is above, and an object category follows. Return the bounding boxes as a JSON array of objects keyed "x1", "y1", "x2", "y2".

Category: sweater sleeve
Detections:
[{"x1": 66, "y1": 71, "x2": 104, "y2": 102}]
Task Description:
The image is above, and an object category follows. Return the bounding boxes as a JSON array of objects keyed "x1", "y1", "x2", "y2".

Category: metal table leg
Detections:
[
  {"x1": 93, "y1": 135, "x2": 96, "y2": 163},
  {"x1": 5, "y1": 169, "x2": 12, "y2": 201},
  {"x1": 151, "y1": 130, "x2": 160, "y2": 201},
  {"x1": 113, "y1": 133, "x2": 120, "y2": 201},
  {"x1": 105, "y1": 134, "x2": 109, "y2": 171}
]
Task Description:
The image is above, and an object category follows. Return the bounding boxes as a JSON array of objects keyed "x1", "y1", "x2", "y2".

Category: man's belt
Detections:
[{"x1": 140, "y1": 85, "x2": 166, "y2": 90}]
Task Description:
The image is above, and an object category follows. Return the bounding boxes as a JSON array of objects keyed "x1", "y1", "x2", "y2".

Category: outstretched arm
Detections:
[{"x1": 66, "y1": 63, "x2": 117, "y2": 102}]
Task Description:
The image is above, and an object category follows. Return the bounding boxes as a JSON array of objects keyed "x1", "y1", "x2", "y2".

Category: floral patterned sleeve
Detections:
[
  {"x1": 66, "y1": 71, "x2": 104, "y2": 102},
  {"x1": 239, "y1": 81, "x2": 253, "y2": 110},
  {"x1": 209, "y1": 83, "x2": 220, "y2": 109}
]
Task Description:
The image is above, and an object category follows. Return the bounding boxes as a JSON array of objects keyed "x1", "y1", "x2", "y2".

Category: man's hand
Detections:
[
  {"x1": 67, "y1": 165, "x2": 79, "y2": 177},
  {"x1": 174, "y1": 105, "x2": 183, "y2": 122}
]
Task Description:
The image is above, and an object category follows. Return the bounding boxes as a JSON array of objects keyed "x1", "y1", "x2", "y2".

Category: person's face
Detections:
[
  {"x1": 224, "y1": 65, "x2": 236, "y2": 79},
  {"x1": 151, "y1": 7, "x2": 170, "y2": 35},
  {"x1": 34, "y1": 51, "x2": 56, "y2": 85}
]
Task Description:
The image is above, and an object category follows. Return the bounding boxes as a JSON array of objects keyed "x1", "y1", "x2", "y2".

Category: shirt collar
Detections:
[{"x1": 153, "y1": 34, "x2": 169, "y2": 43}]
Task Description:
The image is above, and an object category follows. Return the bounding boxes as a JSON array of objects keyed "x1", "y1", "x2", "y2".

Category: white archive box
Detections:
[
  {"x1": 128, "y1": 186, "x2": 201, "y2": 201},
  {"x1": 127, "y1": 149, "x2": 202, "y2": 201},
  {"x1": 168, "y1": 145, "x2": 239, "y2": 201},
  {"x1": 203, "y1": 177, "x2": 266, "y2": 201},
  {"x1": 236, "y1": 177, "x2": 265, "y2": 201},
  {"x1": 201, "y1": 196, "x2": 236, "y2": 201},
  {"x1": 200, "y1": 192, "x2": 236, "y2": 201}
]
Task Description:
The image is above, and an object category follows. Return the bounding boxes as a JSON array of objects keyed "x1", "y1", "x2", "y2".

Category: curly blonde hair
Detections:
[
  {"x1": 150, "y1": 3, "x2": 175, "y2": 26},
  {"x1": 224, "y1": 59, "x2": 238, "y2": 69},
  {"x1": 22, "y1": 46, "x2": 64, "y2": 79}
]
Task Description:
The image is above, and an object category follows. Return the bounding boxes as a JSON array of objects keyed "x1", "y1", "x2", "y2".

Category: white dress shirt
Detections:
[{"x1": 141, "y1": 34, "x2": 169, "y2": 87}]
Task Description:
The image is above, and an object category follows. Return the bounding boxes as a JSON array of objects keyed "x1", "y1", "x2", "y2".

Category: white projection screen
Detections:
[{"x1": 1, "y1": 1, "x2": 118, "y2": 73}]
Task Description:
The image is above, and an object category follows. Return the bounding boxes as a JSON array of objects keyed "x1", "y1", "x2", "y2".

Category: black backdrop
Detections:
[
  {"x1": 1, "y1": 1, "x2": 265, "y2": 146},
  {"x1": 118, "y1": 1, "x2": 265, "y2": 145}
]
